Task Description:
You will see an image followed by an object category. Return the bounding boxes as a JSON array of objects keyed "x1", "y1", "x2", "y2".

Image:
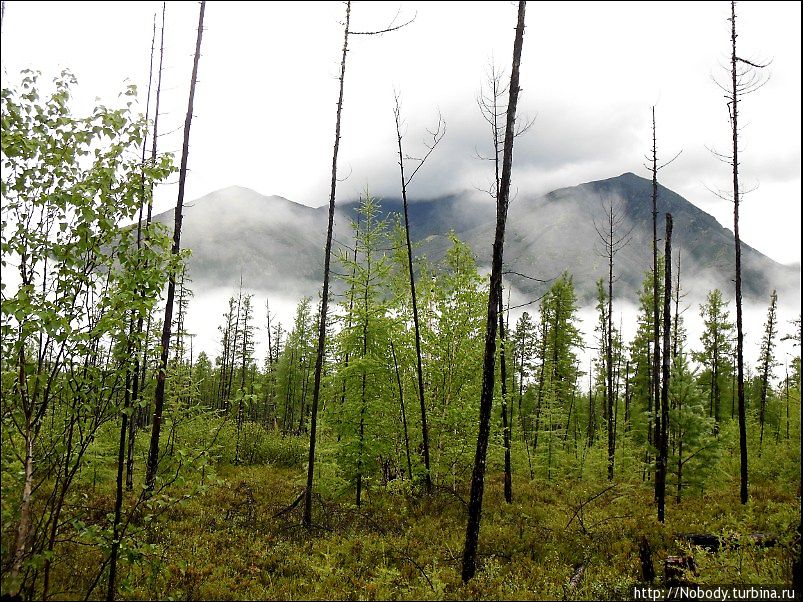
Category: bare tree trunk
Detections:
[
  {"x1": 128, "y1": 2, "x2": 165, "y2": 492},
  {"x1": 650, "y1": 106, "x2": 661, "y2": 492},
  {"x1": 462, "y1": 0, "x2": 526, "y2": 582},
  {"x1": 304, "y1": 0, "x2": 351, "y2": 527},
  {"x1": 624, "y1": 360, "x2": 631, "y2": 431},
  {"x1": 499, "y1": 290, "x2": 512, "y2": 503},
  {"x1": 106, "y1": 367, "x2": 131, "y2": 601},
  {"x1": 786, "y1": 363, "x2": 790, "y2": 440},
  {"x1": 607, "y1": 206, "x2": 615, "y2": 481},
  {"x1": 146, "y1": 0, "x2": 205, "y2": 493},
  {"x1": 672, "y1": 252, "x2": 682, "y2": 359},
  {"x1": 657, "y1": 213, "x2": 672, "y2": 523},
  {"x1": 393, "y1": 98, "x2": 435, "y2": 492},
  {"x1": 730, "y1": 0, "x2": 748, "y2": 505},
  {"x1": 390, "y1": 340, "x2": 413, "y2": 481}
]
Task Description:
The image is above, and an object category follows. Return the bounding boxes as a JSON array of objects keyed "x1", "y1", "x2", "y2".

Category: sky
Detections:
[
  {"x1": 1, "y1": 1, "x2": 800, "y2": 366},
  {"x1": 1, "y1": 1, "x2": 800, "y2": 266}
]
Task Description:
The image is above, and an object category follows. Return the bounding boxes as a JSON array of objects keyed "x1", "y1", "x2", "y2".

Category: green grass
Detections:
[{"x1": 38, "y1": 459, "x2": 798, "y2": 600}]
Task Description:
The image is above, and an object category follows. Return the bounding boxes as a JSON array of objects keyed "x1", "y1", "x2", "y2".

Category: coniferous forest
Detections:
[{"x1": 1, "y1": 1, "x2": 801, "y2": 600}]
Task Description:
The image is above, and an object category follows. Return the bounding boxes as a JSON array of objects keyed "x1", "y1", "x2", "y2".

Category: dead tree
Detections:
[
  {"x1": 392, "y1": 93, "x2": 444, "y2": 493},
  {"x1": 303, "y1": 0, "x2": 351, "y2": 528},
  {"x1": 303, "y1": 1, "x2": 414, "y2": 527},
  {"x1": 107, "y1": 8, "x2": 167, "y2": 601},
  {"x1": 476, "y1": 61, "x2": 532, "y2": 501},
  {"x1": 656, "y1": 213, "x2": 673, "y2": 523},
  {"x1": 145, "y1": 0, "x2": 206, "y2": 493},
  {"x1": 127, "y1": 1, "x2": 166, "y2": 492},
  {"x1": 462, "y1": 0, "x2": 526, "y2": 583},
  {"x1": 593, "y1": 196, "x2": 632, "y2": 481},
  {"x1": 499, "y1": 290, "x2": 512, "y2": 502},
  {"x1": 390, "y1": 339, "x2": 413, "y2": 481},
  {"x1": 710, "y1": 0, "x2": 769, "y2": 504},
  {"x1": 644, "y1": 106, "x2": 680, "y2": 488}
]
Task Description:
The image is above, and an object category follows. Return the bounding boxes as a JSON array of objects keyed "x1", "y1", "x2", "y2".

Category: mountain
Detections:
[{"x1": 152, "y1": 174, "x2": 800, "y2": 305}]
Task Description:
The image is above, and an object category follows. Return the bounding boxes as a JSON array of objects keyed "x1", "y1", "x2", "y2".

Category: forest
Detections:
[{"x1": 0, "y1": 1, "x2": 800, "y2": 601}]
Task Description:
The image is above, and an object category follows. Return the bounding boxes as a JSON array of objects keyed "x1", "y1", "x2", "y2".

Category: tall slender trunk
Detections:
[
  {"x1": 672, "y1": 252, "x2": 681, "y2": 359},
  {"x1": 304, "y1": 1, "x2": 351, "y2": 527},
  {"x1": 394, "y1": 102, "x2": 432, "y2": 492},
  {"x1": 607, "y1": 206, "x2": 615, "y2": 481},
  {"x1": 624, "y1": 361, "x2": 631, "y2": 431},
  {"x1": 106, "y1": 366, "x2": 132, "y2": 601},
  {"x1": 650, "y1": 106, "x2": 661, "y2": 493},
  {"x1": 462, "y1": 0, "x2": 526, "y2": 582},
  {"x1": 657, "y1": 213, "x2": 673, "y2": 523},
  {"x1": 498, "y1": 290, "x2": 512, "y2": 502},
  {"x1": 146, "y1": 0, "x2": 205, "y2": 493},
  {"x1": 730, "y1": 0, "x2": 748, "y2": 505},
  {"x1": 391, "y1": 340, "x2": 413, "y2": 481},
  {"x1": 785, "y1": 364, "x2": 790, "y2": 440},
  {"x1": 128, "y1": 3, "x2": 165, "y2": 491}
]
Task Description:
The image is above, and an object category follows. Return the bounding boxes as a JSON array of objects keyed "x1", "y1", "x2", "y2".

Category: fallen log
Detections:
[
  {"x1": 568, "y1": 563, "x2": 585, "y2": 590},
  {"x1": 677, "y1": 532, "x2": 778, "y2": 552}
]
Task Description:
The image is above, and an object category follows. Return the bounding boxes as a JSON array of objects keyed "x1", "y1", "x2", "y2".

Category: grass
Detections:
[{"x1": 39, "y1": 459, "x2": 798, "y2": 600}]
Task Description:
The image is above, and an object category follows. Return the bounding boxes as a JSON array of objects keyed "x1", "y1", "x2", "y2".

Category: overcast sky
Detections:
[
  {"x1": 2, "y1": 0, "x2": 799, "y2": 370},
  {"x1": 1, "y1": 1, "x2": 800, "y2": 266}
]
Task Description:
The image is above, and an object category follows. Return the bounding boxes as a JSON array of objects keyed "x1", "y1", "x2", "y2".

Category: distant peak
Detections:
[{"x1": 609, "y1": 171, "x2": 648, "y2": 183}]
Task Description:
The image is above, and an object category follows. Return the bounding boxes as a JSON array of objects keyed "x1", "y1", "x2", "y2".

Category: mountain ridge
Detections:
[{"x1": 151, "y1": 173, "x2": 800, "y2": 305}]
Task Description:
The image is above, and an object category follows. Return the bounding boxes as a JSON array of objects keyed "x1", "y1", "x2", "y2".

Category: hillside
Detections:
[{"x1": 152, "y1": 174, "x2": 800, "y2": 304}]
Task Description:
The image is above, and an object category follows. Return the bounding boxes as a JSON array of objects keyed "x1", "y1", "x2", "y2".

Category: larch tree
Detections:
[
  {"x1": 593, "y1": 196, "x2": 632, "y2": 481},
  {"x1": 757, "y1": 289, "x2": 778, "y2": 454},
  {"x1": 462, "y1": 0, "x2": 526, "y2": 582},
  {"x1": 694, "y1": 289, "x2": 734, "y2": 433},
  {"x1": 303, "y1": 1, "x2": 413, "y2": 526}
]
